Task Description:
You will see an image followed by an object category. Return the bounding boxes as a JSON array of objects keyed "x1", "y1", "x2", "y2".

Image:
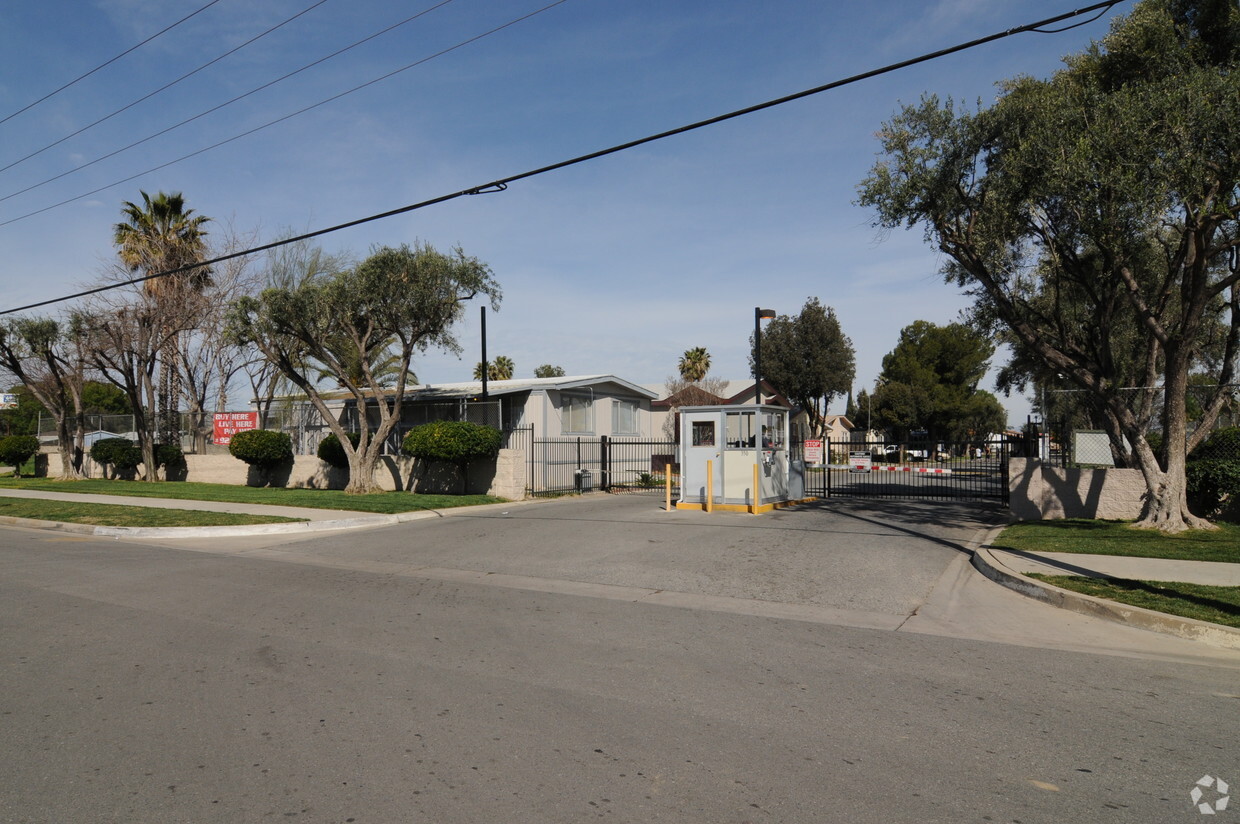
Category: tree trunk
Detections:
[
  {"x1": 344, "y1": 449, "x2": 381, "y2": 494},
  {"x1": 54, "y1": 414, "x2": 85, "y2": 480}
]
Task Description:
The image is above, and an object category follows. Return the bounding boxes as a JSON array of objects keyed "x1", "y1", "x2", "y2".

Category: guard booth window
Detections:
[
  {"x1": 691, "y1": 420, "x2": 715, "y2": 446},
  {"x1": 761, "y1": 411, "x2": 786, "y2": 449},
  {"x1": 725, "y1": 411, "x2": 756, "y2": 448}
]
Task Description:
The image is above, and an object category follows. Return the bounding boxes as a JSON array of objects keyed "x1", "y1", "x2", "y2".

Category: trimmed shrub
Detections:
[
  {"x1": 156, "y1": 442, "x2": 185, "y2": 470},
  {"x1": 90, "y1": 437, "x2": 142, "y2": 475},
  {"x1": 1187, "y1": 427, "x2": 1240, "y2": 519},
  {"x1": 402, "y1": 421, "x2": 501, "y2": 466},
  {"x1": 229, "y1": 429, "x2": 293, "y2": 469},
  {"x1": 317, "y1": 431, "x2": 362, "y2": 469},
  {"x1": 0, "y1": 434, "x2": 40, "y2": 476}
]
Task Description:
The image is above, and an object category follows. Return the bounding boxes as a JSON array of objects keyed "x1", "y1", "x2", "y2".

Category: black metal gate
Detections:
[
  {"x1": 805, "y1": 439, "x2": 1009, "y2": 506},
  {"x1": 511, "y1": 430, "x2": 678, "y2": 497}
]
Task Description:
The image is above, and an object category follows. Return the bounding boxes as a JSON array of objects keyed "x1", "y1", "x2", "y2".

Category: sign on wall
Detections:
[{"x1": 212, "y1": 412, "x2": 259, "y2": 446}]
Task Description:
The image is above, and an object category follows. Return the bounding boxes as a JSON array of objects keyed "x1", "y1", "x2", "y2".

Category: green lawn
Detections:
[
  {"x1": 0, "y1": 497, "x2": 301, "y2": 528},
  {"x1": 0, "y1": 477, "x2": 507, "y2": 514},
  {"x1": 1027, "y1": 574, "x2": 1240, "y2": 629},
  {"x1": 993, "y1": 519, "x2": 1240, "y2": 563}
]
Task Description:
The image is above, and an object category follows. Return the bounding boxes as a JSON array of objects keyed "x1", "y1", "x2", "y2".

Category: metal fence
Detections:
[
  {"x1": 508, "y1": 429, "x2": 679, "y2": 497},
  {"x1": 810, "y1": 439, "x2": 1011, "y2": 505}
]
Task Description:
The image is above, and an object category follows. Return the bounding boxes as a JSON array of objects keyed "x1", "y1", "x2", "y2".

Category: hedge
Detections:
[
  {"x1": 402, "y1": 421, "x2": 501, "y2": 465},
  {"x1": 317, "y1": 431, "x2": 362, "y2": 469},
  {"x1": 229, "y1": 429, "x2": 293, "y2": 469}
]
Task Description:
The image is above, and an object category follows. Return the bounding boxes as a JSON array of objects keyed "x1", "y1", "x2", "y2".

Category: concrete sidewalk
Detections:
[
  {"x1": 986, "y1": 546, "x2": 1240, "y2": 586},
  {"x1": 0, "y1": 486, "x2": 482, "y2": 537}
]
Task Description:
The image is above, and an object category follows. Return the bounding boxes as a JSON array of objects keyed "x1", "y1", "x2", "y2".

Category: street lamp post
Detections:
[{"x1": 754, "y1": 307, "x2": 775, "y2": 405}]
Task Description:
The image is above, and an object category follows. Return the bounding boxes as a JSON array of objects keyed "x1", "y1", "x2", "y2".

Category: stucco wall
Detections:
[
  {"x1": 46, "y1": 449, "x2": 527, "y2": 500},
  {"x1": 1009, "y1": 457, "x2": 1146, "y2": 520}
]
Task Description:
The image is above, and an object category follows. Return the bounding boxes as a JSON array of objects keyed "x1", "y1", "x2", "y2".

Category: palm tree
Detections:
[
  {"x1": 678, "y1": 347, "x2": 711, "y2": 382},
  {"x1": 113, "y1": 191, "x2": 211, "y2": 446},
  {"x1": 315, "y1": 334, "x2": 407, "y2": 391},
  {"x1": 473, "y1": 355, "x2": 514, "y2": 381}
]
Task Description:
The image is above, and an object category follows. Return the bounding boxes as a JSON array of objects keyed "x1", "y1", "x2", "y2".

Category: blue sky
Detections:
[{"x1": 0, "y1": 0, "x2": 1130, "y2": 424}]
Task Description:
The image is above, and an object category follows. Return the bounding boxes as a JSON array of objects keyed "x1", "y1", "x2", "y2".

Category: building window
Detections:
[
  {"x1": 562, "y1": 395, "x2": 593, "y2": 434},
  {"x1": 691, "y1": 421, "x2": 715, "y2": 446},
  {"x1": 612, "y1": 399, "x2": 639, "y2": 435}
]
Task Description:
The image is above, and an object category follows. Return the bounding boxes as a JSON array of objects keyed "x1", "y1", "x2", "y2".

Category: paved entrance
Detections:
[{"x1": 807, "y1": 439, "x2": 1009, "y2": 506}]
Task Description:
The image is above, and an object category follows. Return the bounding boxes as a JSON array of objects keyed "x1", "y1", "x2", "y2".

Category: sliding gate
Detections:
[{"x1": 805, "y1": 440, "x2": 1009, "y2": 506}]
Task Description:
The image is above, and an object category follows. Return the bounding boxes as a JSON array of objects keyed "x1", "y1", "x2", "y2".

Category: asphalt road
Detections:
[{"x1": 2, "y1": 495, "x2": 1236, "y2": 824}]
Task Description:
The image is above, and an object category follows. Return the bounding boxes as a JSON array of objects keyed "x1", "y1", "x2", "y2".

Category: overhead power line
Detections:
[
  {"x1": 0, "y1": 0, "x2": 464, "y2": 206},
  {"x1": 0, "y1": 0, "x2": 564, "y2": 227},
  {"x1": 0, "y1": 0, "x2": 331, "y2": 176},
  {"x1": 0, "y1": 0, "x2": 223, "y2": 128},
  {"x1": 0, "y1": 0, "x2": 1128, "y2": 317}
]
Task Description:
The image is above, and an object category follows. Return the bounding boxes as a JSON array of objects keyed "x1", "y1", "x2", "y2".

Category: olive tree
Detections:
[
  {"x1": 858, "y1": 0, "x2": 1240, "y2": 532},
  {"x1": 227, "y1": 242, "x2": 500, "y2": 494}
]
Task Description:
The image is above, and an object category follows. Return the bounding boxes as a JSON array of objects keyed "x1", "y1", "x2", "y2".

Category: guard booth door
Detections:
[{"x1": 683, "y1": 410, "x2": 723, "y2": 504}]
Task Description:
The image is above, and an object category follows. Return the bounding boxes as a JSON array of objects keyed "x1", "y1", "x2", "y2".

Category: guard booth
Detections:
[{"x1": 677, "y1": 404, "x2": 806, "y2": 513}]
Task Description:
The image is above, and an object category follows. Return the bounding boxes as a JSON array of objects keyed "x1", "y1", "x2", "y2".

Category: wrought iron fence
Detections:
[
  {"x1": 811, "y1": 439, "x2": 1010, "y2": 505},
  {"x1": 516, "y1": 432, "x2": 679, "y2": 497}
]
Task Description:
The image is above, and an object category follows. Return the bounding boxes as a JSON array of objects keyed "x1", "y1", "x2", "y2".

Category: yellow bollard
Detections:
[
  {"x1": 751, "y1": 463, "x2": 759, "y2": 515},
  {"x1": 706, "y1": 460, "x2": 713, "y2": 513},
  {"x1": 665, "y1": 467, "x2": 672, "y2": 511}
]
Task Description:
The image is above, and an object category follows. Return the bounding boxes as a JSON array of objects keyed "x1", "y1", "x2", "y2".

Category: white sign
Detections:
[
  {"x1": 0, "y1": 393, "x2": 17, "y2": 410},
  {"x1": 849, "y1": 451, "x2": 872, "y2": 473},
  {"x1": 804, "y1": 439, "x2": 824, "y2": 464}
]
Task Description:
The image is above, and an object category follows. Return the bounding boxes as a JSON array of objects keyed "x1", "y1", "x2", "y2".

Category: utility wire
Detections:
[
  {"x1": 0, "y1": 0, "x2": 564, "y2": 226},
  {"x1": 0, "y1": 0, "x2": 331, "y2": 176},
  {"x1": 0, "y1": 0, "x2": 223, "y2": 128},
  {"x1": 0, "y1": 0, "x2": 1128, "y2": 317},
  {"x1": 0, "y1": 0, "x2": 462, "y2": 205}
]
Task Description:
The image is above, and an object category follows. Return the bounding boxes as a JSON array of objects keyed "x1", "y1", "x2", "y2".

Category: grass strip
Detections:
[
  {"x1": 0, "y1": 477, "x2": 505, "y2": 513},
  {"x1": 0, "y1": 498, "x2": 302, "y2": 528},
  {"x1": 993, "y1": 519, "x2": 1240, "y2": 563},
  {"x1": 1027, "y1": 573, "x2": 1240, "y2": 629}
]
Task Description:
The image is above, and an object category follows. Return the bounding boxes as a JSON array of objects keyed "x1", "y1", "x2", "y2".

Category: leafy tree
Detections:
[
  {"x1": 870, "y1": 321, "x2": 1006, "y2": 444},
  {"x1": 534, "y1": 364, "x2": 566, "y2": 378},
  {"x1": 858, "y1": 0, "x2": 1240, "y2": 531},
  {"x1": 750, "y1": 298, "x2": 855, "y2": 437},
  {"x1": 0, "y1": 386, "x2": 43, "y2": 436},
  {"x1": 82, "y1": 381, "x2": 131, "y2": 415},
  {"x1": 0, "y1": 316, "x2": 91, "y2": 478},
  {"x1": 1186, "y1": 427, "x2": 1240, "y2": 518},
  {"x1": 677, "y1": 347, "x2": 711, "y2": 382},
  {"x1": 228, "y1": 242, "x2": 500, "y2": 494},
  {"x1": 0, "y1": 435, "x2": 40, "y2": 476},
  {"x1": 113, "y1": 191, "x2": 211, "y2": 446}
]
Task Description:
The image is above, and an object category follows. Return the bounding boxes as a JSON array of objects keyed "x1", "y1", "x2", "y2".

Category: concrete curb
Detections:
[{"x1": 971, "y1": 545, "x2": 1240, "y2": 650}]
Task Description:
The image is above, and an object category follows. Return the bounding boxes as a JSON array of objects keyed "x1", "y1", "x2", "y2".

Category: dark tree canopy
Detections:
[
  {"x1": 751, "y1": 297, "x2": 855, "y2": 437},
  {"x1": 870, "y1": 321, "x2": 1006, "y2": 443},
  {"x1": 858, "y1": 0, "x2": 1240, "y2": 531}
]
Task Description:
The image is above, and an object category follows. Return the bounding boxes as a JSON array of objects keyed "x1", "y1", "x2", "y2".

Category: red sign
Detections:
[
  {"x1": 213, "y1": 412, "x2": 259, "y2": 445},
  {"x1": 804, "y1": 439, "x2": 824, "y2": 464}
]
